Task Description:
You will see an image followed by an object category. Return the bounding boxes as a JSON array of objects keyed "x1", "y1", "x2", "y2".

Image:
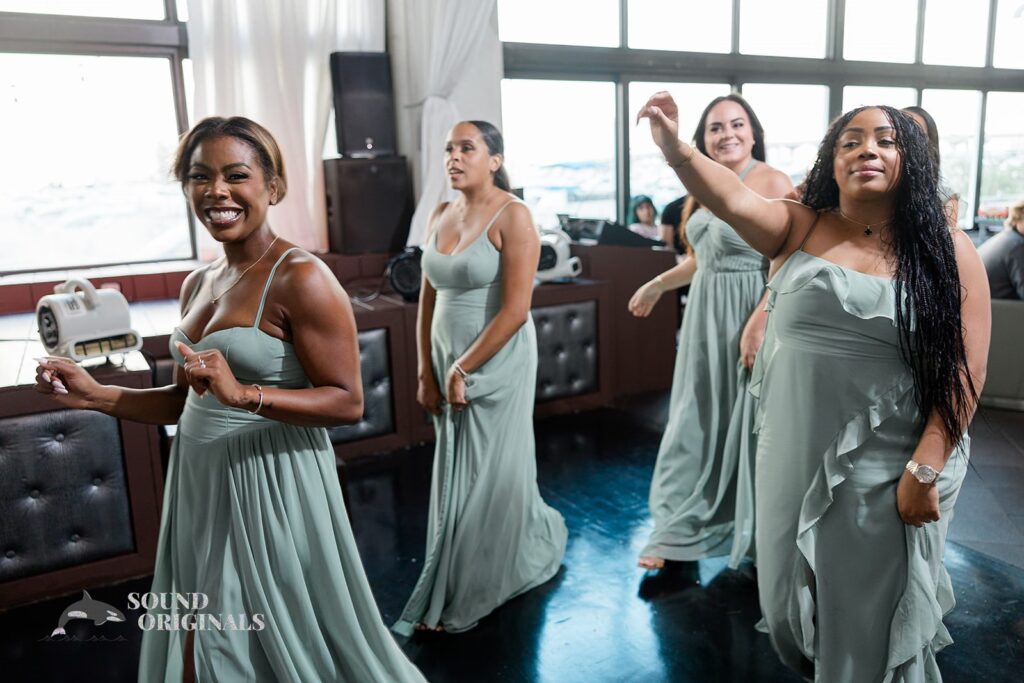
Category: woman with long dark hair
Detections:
[
  {"x1": 393, "y1": 120, "x2": 567, "y2": 634},
  {"x1": 639, "y1": 94, "x2": 990, "y2": 680},
  {"x1": 628, "y1": 94, "x2": 793, "y2": 570}
]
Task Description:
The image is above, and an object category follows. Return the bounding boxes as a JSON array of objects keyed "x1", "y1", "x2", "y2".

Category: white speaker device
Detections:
[
  {"x1": 36, "y1": 278, "x2": 142, "y2": 362},
  {"x1": 536, "y1": 228, "x2": 582, "y2": 283}
]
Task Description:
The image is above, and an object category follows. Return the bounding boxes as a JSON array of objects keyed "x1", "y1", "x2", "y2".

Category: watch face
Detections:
[{"x1": 914, "y1": 464, "x2": 939, "y2": 484}]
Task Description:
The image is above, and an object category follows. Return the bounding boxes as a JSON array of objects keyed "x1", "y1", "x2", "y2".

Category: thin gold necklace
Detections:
[
  {"x1": 211, "y1": 235, "x2": 280, "y2": 304},
  {"x1": 836, "y1": 208, "x2": 892, "y2": 237}
]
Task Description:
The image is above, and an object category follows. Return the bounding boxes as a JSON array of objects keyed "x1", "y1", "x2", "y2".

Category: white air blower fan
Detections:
[
  {"x1": 36, "y1": 278, "x2": 142, "y2": 362},
  {"x1": 536, "y1": 228, "x2": 582, "y2": 283}
]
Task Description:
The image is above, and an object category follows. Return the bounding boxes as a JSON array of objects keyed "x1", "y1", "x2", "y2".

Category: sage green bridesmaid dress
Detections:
[
  {"x1": 393, "y1": 200, "x2": 568, "y2": 635},
  {"x1": 139, "y1": 249, "x2": 427, "y2": 682},
  {"x1": 750, "y1": 246, "x2": 969, "y2": 682},
  {"x1": 642, "y1": 160, "x2": 763, "y2": 567}
]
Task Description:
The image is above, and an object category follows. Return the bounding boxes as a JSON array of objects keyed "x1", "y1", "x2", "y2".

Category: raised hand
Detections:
[
  {"x1": 636, "y1": 91, "x2": 682, "y2": 153},
  {"x1": 34, "y1": 356, "x2": 106, "y2": 410},
  {"x1": 175, "y1": 340, "x2": 251, "y2": 409}
]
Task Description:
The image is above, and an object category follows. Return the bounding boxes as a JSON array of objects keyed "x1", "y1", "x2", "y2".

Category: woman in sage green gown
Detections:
[
  {"x1": 629, "y1": 94, "x2": 793, "y2": 570},
  {"x1": 36, "y1": 117, "x2": 426, "y2": 682},
  {"x1": 639, "y1": 97, "x2": 990, "y2": 681},
  {"x1": 394, "y1": 121, "x2": 567, "y2": 635}
]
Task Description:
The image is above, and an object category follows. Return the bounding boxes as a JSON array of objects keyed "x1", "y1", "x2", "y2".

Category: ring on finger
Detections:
[{"x1": 198, "y1": 357, "x2": 206, "y2": 369}]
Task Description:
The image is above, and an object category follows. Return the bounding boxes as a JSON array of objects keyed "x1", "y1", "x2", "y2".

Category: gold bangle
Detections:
[
  {"x1": 247, "y1": 384, "x2": 264, "y2": 415},
  {"x1": 667, "y1": 144, "x2": 696, "y2": 169}
]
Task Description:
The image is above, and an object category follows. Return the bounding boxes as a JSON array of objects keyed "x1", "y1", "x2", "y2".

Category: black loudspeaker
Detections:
[
  {"x1": 330, "y1": 51, "x2": 397, "y2": 157},
  {"x1": 324, "y1": 157, "x2": 413, "y2": 254},
  {"x1": 386, "y1": 247, "x2": 422, "y2": 302}
]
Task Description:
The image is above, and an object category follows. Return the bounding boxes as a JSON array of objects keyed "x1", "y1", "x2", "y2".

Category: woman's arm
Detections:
[
  {"x1": 638, "y1": 92, "x2": 799, "y2": 258},
  {"x1": 446, "y1": 203, "x2": 538, "y2": 401},
  {"x1": 739, "y1": 290, "x2": 771, "y2": 369},
  {"x1": 415, "y1": 204, "x2": 446, "y2": 415},
  {"x1": 897, "y1": 229, "x2": 991, "y2": 526},
  {"x1": 34, "y1": 270, "x2": 205, "y2": 425},
  {"x1": 627, "y1": 253, "x2": 697, "y2": 318},
  {"x1": 177, "y1": 255, "x2": 364, "y2": 427}
]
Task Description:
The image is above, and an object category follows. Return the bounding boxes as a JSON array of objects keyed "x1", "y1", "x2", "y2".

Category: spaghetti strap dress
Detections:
[
  {"x1": 393, "y1": 200, "x2": 568, "y2": 635},
  {"x1": 750, "y1": 247, "x2": 969, "y2": 682},
  {"x1": 139, "y1": 248, "x2": 427, "y2": 682},
  {"x1": 642, "y1": 159, "x2": 764, "y2": 566}
]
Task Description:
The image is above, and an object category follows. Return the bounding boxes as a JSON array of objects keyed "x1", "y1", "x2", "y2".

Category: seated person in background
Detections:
[
  {"x1": 659, "y1": 195, "x2": 688, "y2": 254},
  {"x1": 979, "y1": 199, "x2": 1024, "y2": 299},
  {"x1": 627, "y1": 195, "x2": 661, "y2": 241}
]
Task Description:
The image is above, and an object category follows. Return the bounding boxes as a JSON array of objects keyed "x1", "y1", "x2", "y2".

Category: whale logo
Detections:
[{"x1": 50, "y1": 590, "x2": 125, "y2": 637}]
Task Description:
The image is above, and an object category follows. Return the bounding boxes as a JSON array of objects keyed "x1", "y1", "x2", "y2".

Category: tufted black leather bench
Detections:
[
  {"x1": 533, "y1": 300, "x2": 599, "y2": 401},
  {"x1": 0, "y1": 410, "x2": 135, "y2": 583},
  {"x1": 0, "y1": 355, "x2": 162, "y2": 610},
  {"x1": 327, "y1": 328, "x2": 394, "y2": 444}
]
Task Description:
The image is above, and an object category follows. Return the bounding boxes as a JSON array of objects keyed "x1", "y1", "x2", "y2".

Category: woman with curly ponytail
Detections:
[{"x1": 639, "y1": 93, "x2": 990, "y2": 681}]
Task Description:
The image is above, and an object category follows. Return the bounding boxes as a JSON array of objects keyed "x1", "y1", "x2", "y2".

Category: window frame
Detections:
[
  {"x1": 0, "y1": 1, "x2": 194, "y2": 275},
  {"x1": 501, "y1": 0, "x2": 1024, "y2": 228}
]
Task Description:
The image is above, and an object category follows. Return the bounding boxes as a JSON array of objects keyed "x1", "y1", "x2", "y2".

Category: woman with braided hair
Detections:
[{"x1": 639, "y1": 94, "x2": 990, "y2": 681}]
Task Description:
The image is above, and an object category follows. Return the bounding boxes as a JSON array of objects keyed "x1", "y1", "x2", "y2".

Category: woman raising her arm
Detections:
[
  {"x1": 628, "y1": 94, "x2": 793, "y2": 571},
  {"x1": 640, "y1": 93, "x2": 989, "y2": 681}
]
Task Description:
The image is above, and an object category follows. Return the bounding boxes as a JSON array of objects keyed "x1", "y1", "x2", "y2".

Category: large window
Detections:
[
  {"x1": 497, "y1": 0, "x2": 619, "y2": 47},
  {"x1": 1, "y1": 2, "x2": 190, "y2": 275},
  {"x1": 843, "y1": 0, "x2": 918, "y2": 64},
  {"x1": 993, "y1": 0, "x2": 1024, "y2": 69},
  {"x1": 627, "y1": 0, "x2": 732, "y2": 53},
  {"x1": 501, "y1": 79, "x2": 617, "y2": 228},
  {"x1": 740, "y1": 84, "x2": 829, "y2": 185},
  {"x1": 921, "y1": 89, "x2": 982, "y2": 229},
  {"x1": 922, "y1": 0, "x2": 991, "y2": 68},
  {"x1": 502, "y1": 1, "x2": 1024, "y2": 230},
  {"x1": 980, "y1": 92, "x2": 1024, "y2": 218},
  {"x1": 739, "y1": 0, "x2": 827, "y2": 59},
  {"x1": 1, "y1": 54, "x2": 188, "y2": 273},
  {"x1": 0, "y1": 0, "x2": 165, "y2": 20},
  {"x1": 842, "y1": 86, "x2": 917, "y2": 112}
]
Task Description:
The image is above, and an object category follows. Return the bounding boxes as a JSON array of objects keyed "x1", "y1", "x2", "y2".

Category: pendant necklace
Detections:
[
  {"x1": 211, "y1": 235, "x2": 280, "y2": 304},
  {"x1": 836, "y1": 208, "x2": 891, "y2": 237}
]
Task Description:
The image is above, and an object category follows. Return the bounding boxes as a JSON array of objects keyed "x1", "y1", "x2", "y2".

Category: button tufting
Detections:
[
  {"x1": 29, "y1": 489, "x2": 40, "y2": 499},
  {"x1": 70, "y1": 534, "x2": 81, "y2": 542},
  {"x1": 54, "y1": 433, "x2": 65, "y2": 442},
  {"x1": 93, "y1": 477, "x2": 102, "y2": 486},
  {"x1": 5, "y1": 550, "x2": 14, "y2": 558}
]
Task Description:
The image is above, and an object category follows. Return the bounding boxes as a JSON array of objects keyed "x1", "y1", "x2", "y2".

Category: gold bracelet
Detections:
[
  {"x1": 667, "y1": 144, "x2": 696, "y2": 169},
  {"x1": 247, "y1": 384, "x2": 264, "y2": 415}
]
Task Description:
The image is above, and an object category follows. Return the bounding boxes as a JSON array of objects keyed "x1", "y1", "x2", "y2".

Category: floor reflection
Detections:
[{"x1": 1, "y1": 407, "x2": 1020, "y2": 682}]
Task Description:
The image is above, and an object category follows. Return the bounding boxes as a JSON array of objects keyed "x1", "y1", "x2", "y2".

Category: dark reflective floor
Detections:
[{"x1": 2, "y1": 407, "x2": 1022, "y2": 682}]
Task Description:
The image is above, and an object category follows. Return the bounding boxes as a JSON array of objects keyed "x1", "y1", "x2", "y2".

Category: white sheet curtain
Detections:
[
  {"x1": 398, "y1": 0, "x2": 500, "y2": 246},
  {"x1": 186, "y1": 0, "x2": 385, "y2": 253}
]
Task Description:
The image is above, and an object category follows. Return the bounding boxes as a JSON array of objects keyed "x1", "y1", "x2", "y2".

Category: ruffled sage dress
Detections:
[
  {"x1": 139, "y1": 249, "x2": 426, "y2": 682},
  {"x1": 750, "y1": 248, "x2": 969, "y2": 682},
  {"x1": 393, "y1": 200, "x2": 568, "y2": 635},
  {"x1": 642, "y1": 159, "x2": 763, "y2": 567}
]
